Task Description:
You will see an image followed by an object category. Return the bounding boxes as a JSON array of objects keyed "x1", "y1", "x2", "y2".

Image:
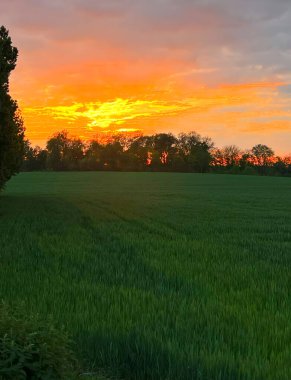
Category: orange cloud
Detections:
[
  {"x1": 21, "y1": 80, "x2": 289, "y2": 144},
  {"x1": 23, "y1": 98, "x2": 190, "y2": 133},
  {"x1": 242, "y1": 120, "x2": 291, "y2": 133}
]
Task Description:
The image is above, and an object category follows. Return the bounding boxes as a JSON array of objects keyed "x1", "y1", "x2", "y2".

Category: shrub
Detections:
[{"x1": 0, "y1": 302, "x2": 78, "y2": 379}]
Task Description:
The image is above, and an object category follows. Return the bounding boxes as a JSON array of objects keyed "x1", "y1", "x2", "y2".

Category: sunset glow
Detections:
[{"x1": 3, "y1": 0, "x2": 291, "y2": 151}]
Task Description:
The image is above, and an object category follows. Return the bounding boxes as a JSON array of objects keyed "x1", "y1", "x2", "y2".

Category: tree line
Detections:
[{"x1": 23, "y1": 130, "x2": 291, "y2": 176}]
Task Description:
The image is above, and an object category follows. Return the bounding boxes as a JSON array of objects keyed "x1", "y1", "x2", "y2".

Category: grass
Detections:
[{"x1": 1, "y1": 172, "x2": 291, "y2": 379}]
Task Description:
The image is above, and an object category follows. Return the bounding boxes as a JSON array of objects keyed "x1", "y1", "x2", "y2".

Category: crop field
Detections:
[{"x1": 1, "y1": 172, "x2": 291, "y2": 379}]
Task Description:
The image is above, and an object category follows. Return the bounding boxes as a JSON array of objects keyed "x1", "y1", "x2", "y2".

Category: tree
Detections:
[
  {"x1": 101, "y1": 140, "x2": 123, "y2": 170},
  {"x1": 23, "y1": 140, "x2": 47, "y2": 171},
  {"x1": 65, "y1": 138, "x2": 84, "y2": 170},
  {"x1": 0, "y1": 26, "x2": 25, "y2": 189},
  {"x1": 46, "y1": 131, "x2": 85, "y2": 170},
  {"x1": 82, "y1": 141, "x2": 103, "y2": 170},
  {"x1": 152, "y1": 133, "x2": 177, "y2": 169},
  {"x1": 239, "y1": 150, "x2": 253, "y2": 171},
  {"x1": 251, "y1": 144, "x2": 274, "y2": 167},
  {"x1": 46, "y1": 131, "x2": 69, "y2": 171},
  {"x1": 221, "y1": 145, "x2": 241, "y2": 168},
  {"x1": 211, "y1": 148, "x2": 224, "y2": 167},
  {"x1": 127, "y1": 135, "x2": 153, "y2": 170},
  {"x1": 177, "y1": 132, "x2": 214, "y2": 172},
  {"x1": 251, "y1": 144, "x2": 274, "y2": 174}
]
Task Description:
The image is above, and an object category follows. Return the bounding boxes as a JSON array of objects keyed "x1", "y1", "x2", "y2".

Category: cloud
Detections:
[
  {"x1": 242, "y1": 120, "x2": 291, "y2": 133},
  {"x1": 24, "y1": 98, "x2": 191, "y2": 130},
  {"x1": 22, "y1": 81, "x2": 285, "y2": 136},
  {"x1": 279, "y1": 84, "x2": 291, "y2": 95},
  {"x1": 1, "y1": 0, "x2": 291, "y2": 152},
  {"x1": 2, "y1": 0, "x2": 290, "y2": 92}
]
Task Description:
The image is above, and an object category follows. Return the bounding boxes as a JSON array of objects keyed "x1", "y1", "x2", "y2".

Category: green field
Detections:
[{"x1": 1, "y1": 172, "x2": 291, "y2": 379}]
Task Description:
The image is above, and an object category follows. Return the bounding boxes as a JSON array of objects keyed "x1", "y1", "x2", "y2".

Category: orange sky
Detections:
[{"x1": 3, "y1": 0, "x2": 291, "y2": 152}]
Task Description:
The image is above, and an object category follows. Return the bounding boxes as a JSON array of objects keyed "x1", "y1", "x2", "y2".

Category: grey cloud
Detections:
[
  {"x1": 279, "y1": 84, "x2": 291, "y2": 94},
  {"x1": 1, "y1": 0, "x2": 291, "y2": 85}
]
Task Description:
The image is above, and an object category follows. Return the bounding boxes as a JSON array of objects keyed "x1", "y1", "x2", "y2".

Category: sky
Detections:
[{"x1": 2, "y1": 0, "x2": 291, "y2": 152}]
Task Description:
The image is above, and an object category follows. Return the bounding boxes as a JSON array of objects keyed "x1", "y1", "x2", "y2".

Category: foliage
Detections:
[
  {"x1": 251, "y1": 144, "x2": 274, "y2": 166},
  {"x1": 0, "y1": 302, "x2": 78, "y2": 379},
  {"x1": 24, "y1": 130, "x2": 291, "y2": 176},
  {"x1": 46, "y1": 131, "x2": 84, "y2": 171},
  {"x1": 24, "y1": 131, "x2": 215, "y2": 173},
  {"x1": 22, "y1": 140, "x2": 47, "y2": 171},
  {"x1": 0, "y1": 26, "x2": 24, "y2": 189},
  {"x1": 1, "y1": 172, "x2": 291, "y2": 380}
]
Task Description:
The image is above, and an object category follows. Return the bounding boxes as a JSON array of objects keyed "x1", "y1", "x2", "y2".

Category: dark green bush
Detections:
[{"x1": 0, "y1": 303, "x2": 78, "y2": 379}]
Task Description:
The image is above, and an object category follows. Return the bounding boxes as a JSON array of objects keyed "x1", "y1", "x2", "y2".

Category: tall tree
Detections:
[
  {"x1": 46, "y1": 131, "x2": 85, "y2": 170},
  {"x1": 251, "y1": 144, "x2": 274, "y2": 167},
  {"x1": 221, "y1": 145, "x2": 241, "y2": 168},
  {"x1": 82, "y1": 141, "x2": 103, "y2": 170},
  {"x1": 46, "y1": 131, "x2": 69, "y2": 171},
  {"x1": 177, "y1": 132, "x2": 213, "y2": 172},
  {"x1": 0, "y1": 26, "x2": 25, "y2": 189},
  {"x1": 127, "y1": 135, "x2": 153, "y2": 170},
  {"x1": 152, "y1": 133, "x2": 177, "y2": 169}
]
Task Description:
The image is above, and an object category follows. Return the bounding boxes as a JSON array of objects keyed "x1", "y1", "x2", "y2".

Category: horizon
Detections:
[{"x1": 2, "y1": 0, "x2": 291, "y2": 153}]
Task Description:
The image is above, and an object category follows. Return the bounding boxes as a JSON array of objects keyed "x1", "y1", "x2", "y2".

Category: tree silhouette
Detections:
[
  {"x1": 23, "y1": 140, "x2": 47, "y2": 171},
  {"x1": 23, "y1": 130, "x2": 290, "y2": 177},
  {"x1": 46, "y1": 131, "x2": 85, "y2": 170},
  {"x1": 251, "y1": 144, "x2": 274, "y2": 167},
  {"x1": 0, "y1": 26, "x2": 24, "y2": 189},
  {"x1": 251, "y1": 144, "x2": 274, "y2": 174},
  {"x1": 177, "y1": 132, "x2": 213, "y2": 172}
]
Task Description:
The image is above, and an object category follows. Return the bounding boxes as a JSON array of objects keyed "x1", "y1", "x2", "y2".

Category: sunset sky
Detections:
[{"x1": 2, "y1": 0, "x2": 291, "y2": 152}]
